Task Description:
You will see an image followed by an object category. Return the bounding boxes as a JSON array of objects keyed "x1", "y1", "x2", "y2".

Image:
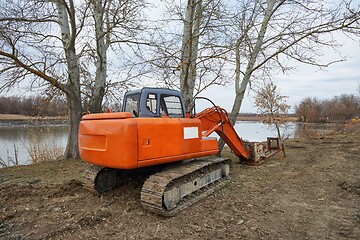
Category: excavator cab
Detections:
[{"x1": 122, "y1": 88, "x2": 186, "y2": 118}]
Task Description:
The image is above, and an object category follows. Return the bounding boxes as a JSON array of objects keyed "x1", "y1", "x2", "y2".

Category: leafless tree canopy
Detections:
[
  {"x1": 0, "y1": 1, "x2": 61, "y2": 91},
  {"x1": 146, "y1": 0, "x2": 230, "y2": 103},
  {"x1": 254, "y1": 80, "x2": 290, "y2": 140},
  {"x1": 0, "y1": 0, "x2": 147, "y2": 102},
  {"x1": 254, "y1": 81, "x2": 290, "y2": 120},
  {"x1": 0, "y1": 0, "x2": 150, "y2": 159},
  {"x1": 146, "y1": 0, "x2": 359, "y2": 117},
  {"x1": 223, "y1": 0, "x2": 360, "y2": 125}
]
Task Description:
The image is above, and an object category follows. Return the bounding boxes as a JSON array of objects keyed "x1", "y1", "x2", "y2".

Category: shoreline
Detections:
[
  {"x1": 236, "y1": 116, "x2": 299, "y2": 122},
  {"x1": 0, "y1": 114, "x2": 68, "y2": 127},
  {"x1": 0, "y1": 113, "x2": 351, "y2": 125}
]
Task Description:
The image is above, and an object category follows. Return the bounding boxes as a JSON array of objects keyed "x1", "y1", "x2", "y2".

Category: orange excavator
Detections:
[{"x1": 78, "y1": 87, "x2": 280, "y2": 216}]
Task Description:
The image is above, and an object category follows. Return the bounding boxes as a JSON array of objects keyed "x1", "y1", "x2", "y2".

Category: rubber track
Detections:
[
  {"x1": 140, "y1": 157, "x2": 231, "y2": 216},
  {"x1": 80, "y1": 163, "x2": 103, "y2": 193}
]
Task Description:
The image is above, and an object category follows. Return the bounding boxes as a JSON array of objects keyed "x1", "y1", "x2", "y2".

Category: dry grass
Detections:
[
  {"x1": 29, "y1": 141, "x2": 64, "y2": 163},
  {"x1": 298, "y1": 122, "x2": 360, "y2": 139},
  {"x1": 0, "y1": 144, "x2": 20, "y2": 167}
]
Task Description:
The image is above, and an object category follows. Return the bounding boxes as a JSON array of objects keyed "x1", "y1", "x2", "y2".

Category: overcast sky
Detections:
[{"x1": 199, "y1": 37, "x2": 360, "y2": 113}]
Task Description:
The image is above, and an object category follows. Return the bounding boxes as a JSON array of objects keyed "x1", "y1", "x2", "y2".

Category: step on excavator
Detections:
[{"x1": 78, "y1": 87, "x2": 281, "y2": 216}]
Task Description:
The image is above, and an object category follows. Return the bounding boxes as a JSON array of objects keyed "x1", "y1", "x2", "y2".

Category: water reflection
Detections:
[
  {"x1": 0, "y1": 126, "x2": 68, "y2": 167},
  {"x1": 233, "y1": 121, "x2": 296, "y2": 142}
]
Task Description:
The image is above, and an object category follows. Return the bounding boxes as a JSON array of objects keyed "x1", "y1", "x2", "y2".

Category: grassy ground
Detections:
[{"x1": 0, "y1": 124, "x2": 359, "y2": 239}]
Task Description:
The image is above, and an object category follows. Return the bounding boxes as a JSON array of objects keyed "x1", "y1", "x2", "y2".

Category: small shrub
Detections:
[
  {"x1": 29, "y1": 141, "x2": 64, "y2": 164},
  {"x1": 0, "y1": 145, "x2": 20, "y2": 167}
]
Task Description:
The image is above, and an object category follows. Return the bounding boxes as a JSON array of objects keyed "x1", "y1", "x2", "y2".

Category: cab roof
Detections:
[{"x1": 124, "y1": 87, "x2": 182, "y2": 97}]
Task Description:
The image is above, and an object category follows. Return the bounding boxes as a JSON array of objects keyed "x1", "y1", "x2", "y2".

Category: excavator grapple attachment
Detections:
[
  {"x1": 244, "y1": 137, "x2": 281, "y2": 165},
  {"x1": 140, "y1": 157, "x2": 231, "y2": 216}
]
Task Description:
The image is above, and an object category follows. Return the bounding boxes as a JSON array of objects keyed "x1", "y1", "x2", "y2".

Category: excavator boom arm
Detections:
[{"x1": 194, "y1": 106, "x2": 251, "y2": 161}]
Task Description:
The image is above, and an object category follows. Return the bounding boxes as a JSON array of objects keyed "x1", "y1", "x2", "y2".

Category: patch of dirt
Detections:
[{"x1": 0, "y1": 125, "x2": 359, "y2": 239}]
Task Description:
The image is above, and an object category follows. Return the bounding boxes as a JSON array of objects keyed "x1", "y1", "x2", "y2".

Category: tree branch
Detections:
[{"x1": 0, "y1": 50, "x2": 67, "y2": 93}]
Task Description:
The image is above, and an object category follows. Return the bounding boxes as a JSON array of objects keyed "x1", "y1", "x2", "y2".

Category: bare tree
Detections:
[
  {"x1": 254, "y1": 81, "x2": 290, "y2": 138},
  {"x1": 0, "y1": 0, "x2": 82, "y2": 158},
  {"x1": 254, "y1": 81, "x2": 290, "y2": 158},
  {"x1": 0, "y1": 0, "x2": 149, "y2": 158},
  {"x1": 86, "y1": 0, "x2": 148, "y2": 113},
  {"x1": 148, "y1": 0, "x2": 230, "y2": 111},
  {"x1": 199, "y1": 0, "x2": 360, "y2": 152},
  {"x1": 224, "y1": 0, "x2": 360, "y2": 126},
  {"x1": 295, "y1": 97, "x2": 322, "y2": 122},
  {"x1": 150, "y1": 0, "x2": 359, "y2": 119}
]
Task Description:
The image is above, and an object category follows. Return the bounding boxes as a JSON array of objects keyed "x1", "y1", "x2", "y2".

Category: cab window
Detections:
[
  {"x1": 146, "y1": 94, "x2": 157, "y2": 114},
  {"x1": 161, "y1": 95, "x2": 184, "y2": 118},
  {"x1": 125, "y1": 93, "x2": 140, "y2": 117}
]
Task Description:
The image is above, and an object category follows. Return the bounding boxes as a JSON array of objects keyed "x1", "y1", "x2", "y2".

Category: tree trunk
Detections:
[
  {"x1": 180, "y1": 0, "x2": 202, "y2": 112},
  {"x1": 62, "y1": 51, "x2": 82, "y2": 159},
  {"x1": 56, "y1": 0, "x2": 82, "y2": 159},
  {"x1": 89, "y1": 0, "x2": 107, "y2": 113},
  {"x1": 230, "y1": 0, "x2": 275, "y2": 119},
  {"x1": 218, "y1": 0, "x2": 276, "y2": 153},
  {"x1": 64, "y1": 92, "x2": 83, "y2": 159}
]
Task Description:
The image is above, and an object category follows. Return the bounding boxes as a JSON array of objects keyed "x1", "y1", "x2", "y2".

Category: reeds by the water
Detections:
[
  {"x1": 28, "y1": 140, "x2": 64, "y2": 164},
  {"x1": 0, "y1": 144, "x2": 19, "y2": 167}
]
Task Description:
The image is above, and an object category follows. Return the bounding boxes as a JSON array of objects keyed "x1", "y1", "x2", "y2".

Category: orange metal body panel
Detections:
[
  {"x1": 179, "y1": 118, "x2": 201, "y2": 154},
  {"x1": 137, "y1": 118, "x2": 182, "y2": 161},
  {"x1": 79, "y1": 116, "x2": 138, "y2": 169},
  {"x1": 78, "y1": 106, "x2": 254, "y2": 169},
  {"x1": 82, "y1": 112, "x2": 132, "y2": 120},
  {"x1": 78, "y1": 113, "x2": 219, "y2": 169}
]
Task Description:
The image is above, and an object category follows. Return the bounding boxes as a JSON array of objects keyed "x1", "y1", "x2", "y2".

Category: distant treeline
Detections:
[
  {"x1": 295, "y1": 94, "x2": 360, "y2": 122},
  {"x1": 0, "y1": 96, "x2": 68, "y2": 116},
  {"x1": 1, "y1": 93, "x2": 359, "y2": 121}
]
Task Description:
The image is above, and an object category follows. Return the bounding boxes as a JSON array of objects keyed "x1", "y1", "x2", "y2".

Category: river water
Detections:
[
  {"x1": 0, "y1": 125, "x2": 68, "y2": 167},
  {"x1": 0, "y1": 121, "x2": 308, "y2": 167}
]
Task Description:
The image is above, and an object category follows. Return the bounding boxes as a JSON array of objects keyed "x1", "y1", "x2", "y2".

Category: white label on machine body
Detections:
[{"x1": 183, "y1": 127, "x2": 199, "y2": 139}]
